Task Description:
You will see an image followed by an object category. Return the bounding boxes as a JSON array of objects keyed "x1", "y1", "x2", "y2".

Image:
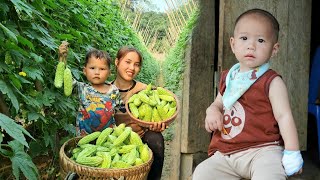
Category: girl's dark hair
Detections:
[
  {"x1": 116, "y1": 46, "x2": 143, "y2": 65},
  {"x1": 235, "y1": 8, "x2": 280, "y2": 41},
  {"x1": 85, "y1": 48, "x2": 111, "y2": 68}
]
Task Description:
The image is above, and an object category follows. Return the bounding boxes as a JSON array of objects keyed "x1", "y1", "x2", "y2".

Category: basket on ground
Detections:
[
  {"x1": 125, "y1": 87, "x2": 179, "y2": 128},
  {"x1": 59, "y1": 137, "x2": 153, "y2": 180}
]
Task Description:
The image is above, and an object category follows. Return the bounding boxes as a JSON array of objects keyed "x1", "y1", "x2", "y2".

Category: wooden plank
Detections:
[
  {"x1": 181, "y1": 0, "x2": 215, "y2": 153},
  {"x1": 286, "y1": 0, "x2": 311, "y2": 150}
]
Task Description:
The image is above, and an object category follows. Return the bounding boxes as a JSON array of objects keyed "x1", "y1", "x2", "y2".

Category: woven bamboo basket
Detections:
[
  {"x1": 125, "y1": 88, "x2": 179, "y2": 128},
  {"x1": 59, "y1": 137, "x2": 153, "y2": 180}
]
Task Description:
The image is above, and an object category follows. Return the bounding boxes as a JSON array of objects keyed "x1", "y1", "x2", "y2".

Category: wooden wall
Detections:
[
  {"x1": 178, "y1": 0, "x2": 216, "y2": 179},
  {"x1": 181, "y1": 0, "x2": 215, "y2": 154}
]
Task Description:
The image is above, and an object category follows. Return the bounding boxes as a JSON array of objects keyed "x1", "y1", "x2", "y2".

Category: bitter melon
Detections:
[
  {"x1": 78, "y1": 131, "x2": 101, "y2": 145},
  {"x1": 54, "y1": 61, "x2": 65, "y2": 88},
  {"x1": 63, "y1": 67, "x2": 73, "y2": 96}
]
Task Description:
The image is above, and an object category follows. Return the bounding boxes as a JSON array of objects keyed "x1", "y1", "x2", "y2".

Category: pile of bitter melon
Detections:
[
  {"x1": 70, "y1": 124, "x2": 151, "y2": 168},
  {"x1": 127, "y1": 84, "x2": 177, "y2": 123}
]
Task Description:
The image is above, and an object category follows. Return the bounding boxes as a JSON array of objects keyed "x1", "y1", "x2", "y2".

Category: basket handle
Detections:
[{"x1": 65, "y1": 172, "x2": 79, "y2": 180}]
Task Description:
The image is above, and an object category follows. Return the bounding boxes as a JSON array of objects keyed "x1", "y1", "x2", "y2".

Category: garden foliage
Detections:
[
  {"x1": 0, "y1": 0, "x2": 159, "y2": 178},
  {"x1": 163, "y1": 10, "x2": 199, "y2": 94}
]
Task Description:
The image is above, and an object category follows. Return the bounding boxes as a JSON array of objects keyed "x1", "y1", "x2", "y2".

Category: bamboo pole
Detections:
[
  {"x1": 132, "y1": 12, "x2": 139, "y2": 29},
  {"x1": 138, "y1": 24, "x2": 147, "y2": 41},
  {"x1": 136, "y1": 12, "x2": 143, "y2": 31},
  {"x1": 146, "y1": 27, "x2": 156, "y2": 45},
  {"x1": 143, "y1": 26, "x2": 152, "y2": 43},
  {"x1": 165, "y1": 8, "x2": 179, "y2": 37},
  {"x1": 132, "y1": 7, "x2": 143, "y2": 30},
  {"x1": 182, "y1": 0, "x2": 191, "y2": 18},
  {"x1": 165, "y1": 29, "x2": 174, "y2": 45},
  {"x1": 134, "y1": 12, "x2": 142, "y2": 30},
  {"x1": 187, "y1": 0, "x2": 194, "y2": 13},
  {"x1": 168, "y1": 0, "x2": 185, "y2": 27},
  {"x1": 169, "y1": 26, "x2": 177, "y2": 42},
  {"x1": 190, "y1": 0, "x2": 196, "y2": 8},
  {"x1": 148, "y1": 31, "x2": 158, "y2": 51},
  {"x1": 186, "y1": 0, "x2": 191, "y2": 14},
  {"x1": 163, "y1": 37, "x2": 171, "y2": 51},
  {"x1": 164, "y1": 6, "x2": 181, "y2": 36},
  {"x1": 144, "y1": 24, "x2": 152, "y2": 42},
  {"x1": 163, "y1": 32, "x2": 171, "y2": 46},
  {"x1": 150, "y1": 30, "x2": 158, "y2": 46},
  {"x1": 139, "y1": 19, "x2": 149, "y2": 36},
  {"x1": 164, "y1": 0, "x2": 181, "y2": 32},
  {"x1": 141, "y1": 26, "x2": 148, "y2": 42},
  {"x1": 121, "y1": 0, "x2": 128, "y2": 12},
  {"x1": 141, "y1": 20, "x2": 151, "y2": 41},
  {"x1": 171, "y1": 0, "x2": 187, "y2": 26},
  {"x1": 167, "y1": 30, "x2": 174, "y2": 43},
  {"x1": 120, "y1": 0, "x2": 128, "y2": 18}
]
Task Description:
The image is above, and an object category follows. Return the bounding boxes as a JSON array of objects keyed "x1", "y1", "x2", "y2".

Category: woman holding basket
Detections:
[{"x1": 112, "y1": 46, "x2": 166, "y2": 180}]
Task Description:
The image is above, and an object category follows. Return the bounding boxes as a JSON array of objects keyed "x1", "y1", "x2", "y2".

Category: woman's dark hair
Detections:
[
  {"x1": 116, "y1": 46, "x2": 143, "y2": 65},
  {"x1": 235, "y1": 8, "x2": 280, "y2": 41},
  {"x1": 85, "y1": 48, "x2": 111, "y2": 68}
]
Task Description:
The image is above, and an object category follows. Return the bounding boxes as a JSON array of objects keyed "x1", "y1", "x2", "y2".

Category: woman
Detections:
[{"x1": 112, "y1": 46, "x2": 166, "y2": 180}]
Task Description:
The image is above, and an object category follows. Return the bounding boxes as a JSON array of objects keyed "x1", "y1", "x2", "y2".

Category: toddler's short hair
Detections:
[
  {"x1": 235, "y1": 8, "x2": 280, "y2": 41},
  {"x1": 85, "y1": 48, "x2": 111, "y2": 68}
]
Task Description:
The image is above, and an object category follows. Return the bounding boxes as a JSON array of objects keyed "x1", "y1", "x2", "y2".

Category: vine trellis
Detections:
[{"x1": 120, "y1": 0, "x2": 198, "y2": 53}]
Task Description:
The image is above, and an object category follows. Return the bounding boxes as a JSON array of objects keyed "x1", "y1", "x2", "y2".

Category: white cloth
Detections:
[
  {"x1": 222, "y1": 62, "x2": 270, "y2": 109},
  {"x1": 282, "y1": 150, "x2": 304, "y2": 176}
]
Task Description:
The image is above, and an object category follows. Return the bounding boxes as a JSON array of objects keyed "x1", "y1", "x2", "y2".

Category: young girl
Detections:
[
  {"x1": 58, "y1": 43, "x2": 122, "y2": 136},
  {"x1": 112, "y1": 46, "x2": 166, "y2": 180}
]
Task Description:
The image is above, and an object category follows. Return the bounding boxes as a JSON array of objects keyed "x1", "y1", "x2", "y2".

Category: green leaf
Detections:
[
  {"x1": 23, "y1": 67, "x2": 44, "y2": 82},
  {"x1": 29, "y1": 140, "x2": 46, "y2": 157},
  {"x1": 0, "y1": 80, "x2": 19, "y2": 113},
  {"x1": 41, "y1": 90, "x2": 55, "y2": 106},
  {"x1": 24, "y1": 95, "x2": 41, "y2": 109},
  {"x1": 0, "y1": 61, "x2": 11, "y2": 73},
  {"x1": 5, "y1": 41, "x2": 29, "y2": 56},
  {"x1": 38, "y1": 37, "x2": 57, "y2": 50},
  {"x1": 0, "y1": 148, "x2": 13, "y2": 157},
  {"x1": 56, "y1": 33, "x2": 75, "y2": 41},
  {"x1": 8, "y1": 140, "x2": 39, "y2": 180},
  {"x1": 0, "y1": 23, "x2": 17, "y2": 43},
  {"x1": 27, "y1": 112, "x2": 41, "y2": 121},
  {"x1": 9, "y1": 74, "x2": 22, "y2": 90},
  {"x1": 0, "y1": 2, "x2": 9, "y2": 13},
  {"x1": 0, "y1": 113, "x2": 34, "y2": 148},
  {"x1": 29, "y1": 53, "x2": 44, "y2": 63},
  {"x1": 0, "y1": 132, "x2": 2, "y2": 144},
  {"x1": 44, "y1": 131, "x2": 53, "y2": 147},
  {"x1": 31, "y1": 23, "x2": 50, "y2": 37},
  {"x1": 17, "y1": 36, "x2": 34, "y2": 50},
  {"x1": 10, "y1": 0, "x2": 36, "y2": 17},
  {"x1": 63, "y1": 123, "x2": 77, "y2": 135}
]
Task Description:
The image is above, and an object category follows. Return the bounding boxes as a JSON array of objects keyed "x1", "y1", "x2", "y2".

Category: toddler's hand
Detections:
[
  {"x1": 204, "y1": 106, "x2": 223, "y2": 133},
  {"x1": 58, "y1": 41, "x2": 69, "y2": 59},
  {"x1": 282, "y1": 150, "x2": 303, "y2": 176}
]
